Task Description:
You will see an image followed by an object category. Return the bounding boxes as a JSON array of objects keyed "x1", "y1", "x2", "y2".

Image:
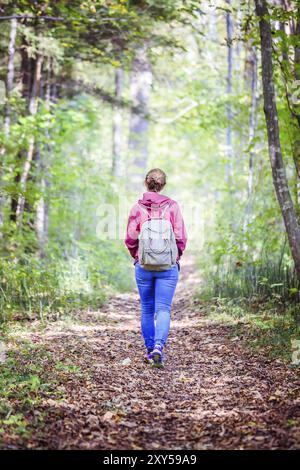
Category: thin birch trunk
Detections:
[
  {"x1": 235, "y1": 7, "x2": 242, "y2": 92},
  {"x1": 10, "y1": 37, "x2": 32, "y2": 223},
  {"x1": 36, "y1": 58, "x2": 52, "y2": 257},
  {"x1": 16, "y1": 53, "x2": 43, "y2": 225},
  {"x1": 244, "y1": 44, "x2": 258, "y2": 234}
]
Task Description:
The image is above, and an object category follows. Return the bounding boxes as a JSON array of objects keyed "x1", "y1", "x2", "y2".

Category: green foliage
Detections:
[
  {"x1": 0, "y1": 238, "x2": 133, "y2": 322},
  {"x1": 0, "y1": 0, "x2": 300, "y2": 324},
  {"x1": 1, "y1": 90, "x2": 134, "y2": 321},
  {"x1": 199, "y1": 241, "x2": 299, "y2": 306}
]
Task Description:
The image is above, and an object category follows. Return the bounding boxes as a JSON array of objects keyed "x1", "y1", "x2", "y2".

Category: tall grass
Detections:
[
  {"x1": 201, "y1": 255, "x2": 299, "y2": 307},
  {"x1": 197, "y1": 251, "x2": 300, "y2": 361}
]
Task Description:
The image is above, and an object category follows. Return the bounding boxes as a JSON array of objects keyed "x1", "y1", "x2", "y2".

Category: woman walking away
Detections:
[{"x1": 125, "y1": 169, "x2": 187, "y2": 368}]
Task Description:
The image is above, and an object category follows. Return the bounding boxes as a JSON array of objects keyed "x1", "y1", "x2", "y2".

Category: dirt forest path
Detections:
[{"x1": 16, "y1": 255, "x2": 300, "y2": 450}]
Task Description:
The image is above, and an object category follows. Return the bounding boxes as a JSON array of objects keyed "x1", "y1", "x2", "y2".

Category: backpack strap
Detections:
[
  {"x1": 138, "y1": 202, "x2": 170, "y2": 220},
  {"x1": 138, "y1": 204, "x2": 151, "y2": 220},
  {"x1": 160, "y1": 203, "x2": 170, "y2": 218}
]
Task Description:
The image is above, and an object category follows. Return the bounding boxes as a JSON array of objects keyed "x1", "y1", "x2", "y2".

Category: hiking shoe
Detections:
[
  {"x1": 151, "y1": 344, "x2": 164, "y2": 368},
  {"x1": 145, "y1": 348, "x2": 154, "y2": 364}
]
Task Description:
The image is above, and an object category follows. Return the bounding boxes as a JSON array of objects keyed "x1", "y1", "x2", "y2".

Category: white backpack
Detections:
[{"x1": 138, "y1": 203, "x2": 178, "y2": 271}]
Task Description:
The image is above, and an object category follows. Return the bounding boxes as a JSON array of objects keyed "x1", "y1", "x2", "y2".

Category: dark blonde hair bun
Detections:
[{"x1": 145, "y1": 168, "x2": 166, "y2": 192}]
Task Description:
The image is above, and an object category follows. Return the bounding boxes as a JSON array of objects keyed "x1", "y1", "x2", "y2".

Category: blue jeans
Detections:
[{"x1": 135, "y1": 262, "x2": 179, "y2": 350}]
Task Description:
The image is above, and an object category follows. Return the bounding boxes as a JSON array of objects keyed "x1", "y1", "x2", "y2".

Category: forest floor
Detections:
[{"x1": 1, "y1": 254, "x2": 300, "y2": 450}]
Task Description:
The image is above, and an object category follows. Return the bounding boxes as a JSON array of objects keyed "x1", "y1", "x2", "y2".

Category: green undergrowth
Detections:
[
  {"x1": 0, "y1": 240, "x2": 135, "y2": 323},
  {"x1": 0, "y1": 326, "x2": 85, "y2": 448}
]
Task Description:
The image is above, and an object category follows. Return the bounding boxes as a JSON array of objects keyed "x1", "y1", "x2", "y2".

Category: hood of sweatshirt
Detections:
[{"x1": 138, "y1": 191, "x2": 171, "y2": 209}]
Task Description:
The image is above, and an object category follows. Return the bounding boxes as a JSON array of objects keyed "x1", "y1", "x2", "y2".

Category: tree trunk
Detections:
[
  {"x1": 15, "y1": 53, "x2": 43, "y2": 225},
  {"x1": 0, "y1": 18, "x2": 17, "y2": 229},
  {"x1": 244, "y1": 44, "x2": 258, "y2": 236},
  {"x1": 277, "y1": 0, "x2": 289, "y2": 65},
  {"x1": 235, "y1": 7, "x2": 242, "y2": 92},
  {"x1": 36, "y1": 176, "x2": 49, "y2": 257},
  {"x1": 208, "y1": 6, "x2": 217, "y2": 40},
  {"x1": 10, "y1": 37, "x2": 32, "y2": 223},
  {"x1": 36, "y1": 58, "x2": 53, "y2": 257},
  {"x1": 255, "y1": 0, "x2": 300, "y2": 281},
  {"x1": 275, "y1": 1, "x2": 300, "y2": 212},
  {"x1": 128, "y1": 45, "x2": 152, "y2": 191},
  {"x1": 295, "y1": 3, "x2": 300, "y2": 82},
  {"x1": 112, "y1": 67, "x2": 123, "y2": 178},
  {"x1": 225, "y1": 0, "x2": 233, "y2": 182},
  {"x1": 4, "y1": 18, "x2": 17, "y2": 135},
  {"x1": 291, "y1": 3, "x2": 300, "y2": 210}
]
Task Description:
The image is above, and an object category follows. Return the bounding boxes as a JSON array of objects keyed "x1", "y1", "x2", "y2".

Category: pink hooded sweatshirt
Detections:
[{"x1": 125, "y1": 191, "x2": 187, "y2": 264}]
